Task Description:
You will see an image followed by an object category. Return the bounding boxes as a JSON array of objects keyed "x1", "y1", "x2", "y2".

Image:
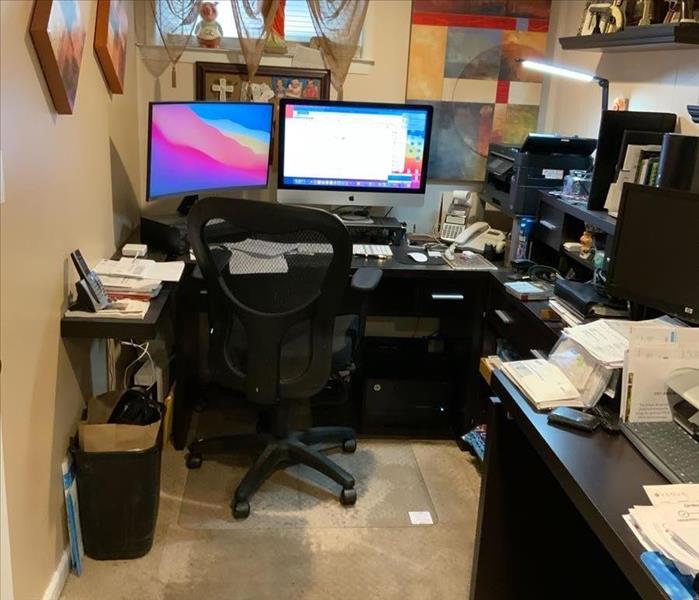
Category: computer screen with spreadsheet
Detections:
[{"x1": 277, "y1": 100, "x2": 432, "y2": 207}]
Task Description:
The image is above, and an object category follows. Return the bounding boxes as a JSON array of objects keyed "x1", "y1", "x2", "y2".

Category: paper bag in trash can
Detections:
[{"x1": 79, "y1": 390, "x2": 160, "y2": 452}]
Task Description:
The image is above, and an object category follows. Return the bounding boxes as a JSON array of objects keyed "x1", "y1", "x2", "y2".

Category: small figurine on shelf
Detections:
[
  {"x1": 580, "y1": 229, "x2": 594, "y2": 260},
  {"x1": 196, "y1": 2, "x2": 223, "y2": 49}
]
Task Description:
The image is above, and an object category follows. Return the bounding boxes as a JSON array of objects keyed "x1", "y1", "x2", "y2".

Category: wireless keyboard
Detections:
[
  {"x1": 352, "y1": 244, "x2": 393, "y2": 258},
  {"x1": 622, "y1": 421, "x2": 699, "y2": 483}
]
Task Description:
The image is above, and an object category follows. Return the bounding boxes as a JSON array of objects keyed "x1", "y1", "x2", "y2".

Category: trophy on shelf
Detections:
[{"x1": 580, "y1": 1, "x2": 626, "y2": 35}]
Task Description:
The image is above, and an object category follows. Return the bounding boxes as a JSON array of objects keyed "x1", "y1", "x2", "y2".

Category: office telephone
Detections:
[
  {"x1": 452, "y1": 221, "x2": 507, "y2": 254},
  {"x1": 439, "y1": 190, "x2": 477, "y2": 243},
  {"x1": 70, "y1": 249, "x2": 109, "y2": 311}
]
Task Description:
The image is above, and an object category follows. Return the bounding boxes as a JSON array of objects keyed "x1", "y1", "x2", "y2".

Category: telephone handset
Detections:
[
  {"x1": 453, "y1": 221, "x2": 507, "y2": 254},
  {"x1": 70, "y1": 249, "x2": 109, "y2": 311}
]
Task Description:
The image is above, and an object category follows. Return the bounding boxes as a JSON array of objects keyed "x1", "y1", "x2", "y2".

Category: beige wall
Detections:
[
  {"x1": 541, "y1": 1, "x2": 699, "y2": 137},
  {"x1": 0, "y1": 1, "x2": 140, "y2": 598}
]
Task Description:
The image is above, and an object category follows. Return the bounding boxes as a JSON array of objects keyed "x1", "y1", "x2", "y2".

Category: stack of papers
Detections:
[
  {"x1": 94, "y1": 258, "x2": 185, "y2": 282},
  {"x1": 98, "y1": 275, "x2": 162, "y2": 301},
  {"x1": 624, "y1": 484, "x2": 699, "y2": 579},
  {"x1": 501, "y1": 359, "x2": 582, "y2": 410},
  {"x1": 563, "y1": 320, "x2": 629, "y2": 368},
  {"x1": 562, "y1": 316, "x2": 686, "y2": 369},
  {"x1": 65, "y1": 300, "x2": 150, "y2": 320},
  {"x1": 621, "y1": 324, "x2": 699, "y2": 423},
  {"x1": 501, "y1": 335, "x2": 614, "y2": 410}
]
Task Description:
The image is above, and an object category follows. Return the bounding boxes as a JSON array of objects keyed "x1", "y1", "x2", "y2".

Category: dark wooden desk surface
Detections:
[{"x1": 490, "y1": 369, "x2": 668, "y2": 600}]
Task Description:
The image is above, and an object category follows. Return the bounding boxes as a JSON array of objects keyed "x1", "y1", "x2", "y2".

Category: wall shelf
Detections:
[
  {"x1": 561, "y1": 247, "x2": 595, "y2": 270},
  {"x1": 559, "y1": 22, "x2": 699, "y2": 52},
  {"x1": 539, "y1": 192, "x2": 616, "y2": 235}
]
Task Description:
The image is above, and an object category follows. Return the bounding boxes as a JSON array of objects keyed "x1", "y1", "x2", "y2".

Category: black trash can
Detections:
[{"x1": 71, "y1": 437, "x2": 161, "y2": 560}]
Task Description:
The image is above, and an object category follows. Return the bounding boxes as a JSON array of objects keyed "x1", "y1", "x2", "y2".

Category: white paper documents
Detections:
[
  {"x1": 625, "y1": 484, "x2": 699, "y2": 577},
  {"x1": 94, "y1": 258, "x2": 184, "y2": 282},
  {"x1": 65, "y1": 300, "x2": 150, "y2": 320},
  {"x1": 621, "y1": 327, "x2": 699, "y2": 423},
  {"x1": 501, "y1": 359, "x2": 580, "y2": 409}
]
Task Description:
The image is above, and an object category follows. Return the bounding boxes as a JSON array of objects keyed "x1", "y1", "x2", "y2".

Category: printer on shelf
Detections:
[{"x1": 482, "y1": 134, "x2": 597, "y2": 216}]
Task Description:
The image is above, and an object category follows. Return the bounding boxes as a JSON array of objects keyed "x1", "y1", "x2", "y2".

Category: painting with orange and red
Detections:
[{"x1": 407, "y1": 0, "x2": 551, "y2": 181}]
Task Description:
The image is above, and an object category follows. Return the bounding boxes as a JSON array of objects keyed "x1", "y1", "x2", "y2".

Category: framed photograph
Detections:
[
  {"x1": 94, "y1": 0, "x2": 129, "y2": 94},
  {"x1": 195, "y1": 62, "x2": 330, "y2": 165},
  {"x1": 29, "y1": 0, "x2": 87, "y2": 114},
  {"x1": 195, "y1": 62, "x2": 331, "y2": 103}
]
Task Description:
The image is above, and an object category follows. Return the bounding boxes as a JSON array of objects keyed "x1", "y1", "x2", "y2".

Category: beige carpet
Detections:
[{"x1": 60, "y1": 439, "x2": 481, "y2": 600}]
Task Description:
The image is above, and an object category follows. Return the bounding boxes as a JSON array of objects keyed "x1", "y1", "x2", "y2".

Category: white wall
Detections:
[
  {"x1": 540, "y1": 1, "x2": 699, "y2": 138},
  {"x1": 1, "y1": 431, "x2": 14, "y2": 600},
  {"x1": 0, "y1": 2, "x2": 140, "y2": 598}
]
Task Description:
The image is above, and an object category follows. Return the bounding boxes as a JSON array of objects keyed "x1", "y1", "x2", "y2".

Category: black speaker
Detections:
[{"x1": 657, "y1": 133, "x2": 699, "y2": 193}]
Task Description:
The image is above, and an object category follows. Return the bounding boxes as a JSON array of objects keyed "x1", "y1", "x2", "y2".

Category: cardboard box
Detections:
[{"x1": 79, "y1": 391, "x2": 160, "y2": 453}]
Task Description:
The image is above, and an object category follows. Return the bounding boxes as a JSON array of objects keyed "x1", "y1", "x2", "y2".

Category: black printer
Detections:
[{"x1": 482, "y1": 134, "x2": 597, "y2": 216}]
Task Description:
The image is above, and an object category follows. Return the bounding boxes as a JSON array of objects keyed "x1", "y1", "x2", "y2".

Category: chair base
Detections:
[{"x1": 185, "y1": 426, "x2": 358, "y2": 519}]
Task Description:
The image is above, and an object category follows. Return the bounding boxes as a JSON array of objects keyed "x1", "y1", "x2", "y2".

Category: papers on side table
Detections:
[{"x1": 94, "y1": 258, "x2": 185, "y2": 282}]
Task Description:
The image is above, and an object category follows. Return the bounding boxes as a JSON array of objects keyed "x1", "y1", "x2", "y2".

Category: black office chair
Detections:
[{"x1": 185, "y1": 197, "x2": 381, "y2": 519}]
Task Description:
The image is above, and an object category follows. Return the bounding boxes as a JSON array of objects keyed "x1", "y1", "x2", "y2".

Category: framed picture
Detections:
[
  {"x1": 195, "y1": 62, "x2": 331, "y2": 103},
  {"x1": 94, "y1": 0, "x2": 129, "y2": 94},
  {"x1": 30, "y1": 0, "x2": 87, "y2": 114},
  {"x1": 195, "y1": 62, "x2": 330, "y2": 165}
]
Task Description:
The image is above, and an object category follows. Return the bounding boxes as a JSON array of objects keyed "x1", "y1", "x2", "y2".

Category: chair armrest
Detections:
[{"x1": 351, "y1": 267, "x2": 382, "y2": 293}]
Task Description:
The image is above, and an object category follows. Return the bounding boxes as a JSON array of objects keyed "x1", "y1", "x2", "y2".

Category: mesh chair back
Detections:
[{"x1": 187, "y1": 197, "x2": 352, "y2": 405}]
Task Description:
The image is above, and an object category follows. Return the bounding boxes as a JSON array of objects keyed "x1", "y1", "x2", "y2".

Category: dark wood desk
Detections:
[
  {"x1": 60, "y1": 287, "x2": 172, "y2": 340},
  {"x1": 172, "y1": 251, "x2": 494, "y2": 448},
  {"x1": 470, "y1": 370, "x2": 669, "y2": 600}
]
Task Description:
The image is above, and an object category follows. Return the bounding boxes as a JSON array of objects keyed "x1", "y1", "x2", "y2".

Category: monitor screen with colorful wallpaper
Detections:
[
  {"x1": 147, "y1": 102, "x2": 273, "y2": 200},
  {"x1": 277, "y1": 100, "x2": 432, "y2": 207}
]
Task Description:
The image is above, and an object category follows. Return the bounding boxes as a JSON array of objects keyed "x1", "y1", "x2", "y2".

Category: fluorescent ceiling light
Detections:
[{"x1": 520, "y1": 60, "x2": 595, "y2": 83}]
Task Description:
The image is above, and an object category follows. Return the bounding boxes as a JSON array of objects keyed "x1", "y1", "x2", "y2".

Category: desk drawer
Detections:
[
  {"x1": 417, "y1": 282, "x2": 473, "y2": 317},
  {"x1": 486, "y1": 292, "x2": 554, "y2": 359},
  {"x1": 535, "y1": 202, "x2": 564, "y2": 251}
]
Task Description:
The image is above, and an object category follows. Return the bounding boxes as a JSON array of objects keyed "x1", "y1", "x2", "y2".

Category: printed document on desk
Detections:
[
  {"x1": 501, "y1": 359, "x2": 581, "y2": 409},
  {"x1": 94, "y1": 258, "x2": 184, "y2": 282},
  {"x1": 621, "y1": 328, "x2": 699, "y2": 423}
]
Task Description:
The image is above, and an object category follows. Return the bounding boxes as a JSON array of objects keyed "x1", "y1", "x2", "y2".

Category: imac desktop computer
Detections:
[
  {"x1": 606, "y1": 183, "x2": 699, "y2": 324},
  {"x1": 276, "y1": 99, "x2": 433, "y2": 213},
  {"x1": 142, "y1": 101, "x2": 274, "y2": 254}
]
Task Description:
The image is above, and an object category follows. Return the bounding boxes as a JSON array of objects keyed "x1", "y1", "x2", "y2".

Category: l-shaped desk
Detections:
[{"x1": 61, "y1": 240, "x2": 677, "y2": 600}]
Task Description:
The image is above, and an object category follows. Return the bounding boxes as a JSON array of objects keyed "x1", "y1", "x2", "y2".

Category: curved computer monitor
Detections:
[
  {"x1": 277, "y1": 99, "x2": 433, "y2": 207},
  {"x1": 146, "y1": 101, "x2": 274, "y2": 200}
]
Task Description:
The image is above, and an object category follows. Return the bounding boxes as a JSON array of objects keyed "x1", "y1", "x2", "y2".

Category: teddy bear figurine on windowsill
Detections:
[{"x1": 196, "y1": 2, "x2": 223, "y2": 49}]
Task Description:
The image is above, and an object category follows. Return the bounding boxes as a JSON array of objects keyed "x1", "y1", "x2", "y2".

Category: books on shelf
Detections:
[{"x1": 604, "y1": 144, "x2": 662, "y2": 216}]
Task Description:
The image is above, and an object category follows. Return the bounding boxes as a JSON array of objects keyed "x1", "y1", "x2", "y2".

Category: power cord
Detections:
[{"x1": 120, "y1": 340, "x2": 154, "y2": 389}]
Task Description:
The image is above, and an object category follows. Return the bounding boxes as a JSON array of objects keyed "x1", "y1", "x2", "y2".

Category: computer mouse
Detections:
[{"x1": 407, "y1": 252, "x2": 428, "y2": 263}]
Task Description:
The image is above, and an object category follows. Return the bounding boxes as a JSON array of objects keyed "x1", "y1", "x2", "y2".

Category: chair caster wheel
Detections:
[
  {"x1": 340, "y1": 488, "x2": 357, "y2": 506},
  {"x1": 342, "y1": 438, "x2": 357, "y2": 453},
  {"x1": 233, "y1": 500, "x2": 250, "y2": 519},
  {"x1": 186, "y1": 453, "x2": 202, "y2": 469}
]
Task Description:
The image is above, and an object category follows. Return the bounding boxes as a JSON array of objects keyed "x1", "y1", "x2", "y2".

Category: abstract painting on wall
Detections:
[
  {"x1": 95, "y1": 0, "x2": 129, "y2": 94},
  {"x1": 30, "y1": 0, "x2": 86, "y2": 114},
  {"x1": 407, "y1": 0, "x2": 551, "y2": 181}
]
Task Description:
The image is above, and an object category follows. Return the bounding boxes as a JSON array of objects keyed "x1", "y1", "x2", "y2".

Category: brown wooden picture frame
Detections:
[
  {"x1": 29, "y1": 0, "x2": 87, "y2": 114},
  {"x1": 195, "y1": 62, "x2": 331, "y2": 102},
  {"x1": 94, "y1": 0, "x2": 129, "y2": 94}
]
